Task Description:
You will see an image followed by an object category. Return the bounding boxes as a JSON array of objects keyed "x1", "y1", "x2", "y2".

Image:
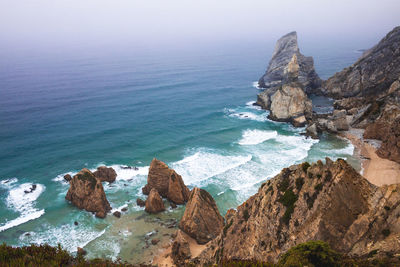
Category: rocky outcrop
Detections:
[
  {"x1": 179, "y1": 187, "x2": 224, "y2": 244},
  {"x1": 377, "y1": 117, "x2": 400, "y2": 164},
  {"x1": 65, "y1": 168, "x2": 111, "y2": 218},
  {"x1": 142, "y1": 158, "x2": 190, "y2": 205},
  {"x1": 269, "y1": 83, "x2": 312, "y2": 126},
  {"x1": 171, "y1": 230, "x2": 192, "y2": 266},
  {"x1": 93, "y1": 166, "x2": 117, "y2": 183},
  {"x1": 195, "y1": 159, "x2": 400, "y2": 264},
  {"x1": 145, "y1": 188, "x2": 165, "y2": 213},
  {"x1": 258, "y1": 31, "x2": 321, "y2": 93},
  {"x1": 258, "y1": 52, "x2": 313, "y2": 127},
  {"x1": 322, "y1": 26, "x2": 400, "y2": 98}
]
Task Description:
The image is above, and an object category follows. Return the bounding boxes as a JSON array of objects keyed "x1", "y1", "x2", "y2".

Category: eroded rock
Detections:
[
  {"x1": 93, "y1": 166, "x2": 117, "y2": 183},
  {"x1": 145, "y1": 188, "x2": 165, "y2": 214},
  {"x1": 65, "y1": 168, "x2": 111, "y2": 218}
]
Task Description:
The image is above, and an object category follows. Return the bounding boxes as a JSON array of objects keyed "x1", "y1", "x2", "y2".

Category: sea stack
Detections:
[
  {"x1": 65, "y1": 168, "x2": 111, "y2": 218},
  {"x1": 142, "y1": 158, "x2": 190, "y2": 205},
  {"x1": 258, "y1": 31, "x2": 321, "y2": 93},
  {"x1": 179, "y1": 187, "x2": 224, "y2": 244}
]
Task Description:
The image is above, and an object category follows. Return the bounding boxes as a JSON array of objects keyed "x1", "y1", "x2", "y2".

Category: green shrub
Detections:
[
  {"x1": 382, "y1": 229, "x2": 391, "y2": 237},
  {"x1": 314, "y1": 183, "x2": 323, "y2": 192},
  {"x1": 224, "y1": 220, "x2": 233, "y2": 236},
  {"x1": 278, "y1": 240, "x2": 341, "y2": 267},
  {"x1": 243, "y1": 209, "x2": 250, "y2": 221},
  {"x1": 295, "y1": 178, "x2": 304, "y2": 191},
  {"x1": 278, "y1": 189, "x2": 298, "y2": 225},
  {"x1": 384, "y1": 206, "x2": 390, "y2": 211},
  {"x1": 302, "y1": 162, "x2": 311, "y2": 173}
]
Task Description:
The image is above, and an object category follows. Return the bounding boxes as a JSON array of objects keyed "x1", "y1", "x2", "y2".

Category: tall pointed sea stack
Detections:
[{"x1": 258, "y1": 31, "x2": 321, "y2": 93}]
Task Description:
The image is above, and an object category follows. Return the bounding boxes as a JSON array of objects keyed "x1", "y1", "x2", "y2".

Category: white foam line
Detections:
[
  {"x1": 239, "y1": 129, "x2": 278, "y2": 145},
  {"x1": 0, "y1": 209, "x2": 45, "y2": 232}
]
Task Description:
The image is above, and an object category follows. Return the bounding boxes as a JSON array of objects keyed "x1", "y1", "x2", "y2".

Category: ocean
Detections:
[{"x1": 0, "y1": 39, "x2": 365, "y2": 263}]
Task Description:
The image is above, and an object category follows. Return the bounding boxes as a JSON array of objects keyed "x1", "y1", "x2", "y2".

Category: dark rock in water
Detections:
[
  {"x1": 151, "y1": 238, "x2": 160, "y2": 245},
  {"x1": 24, "y1": 232, "x2": 31, "y2": 236},
  {"x1": 170, "y1": 202, "x2": 177, "y2": 209},
  {"x1": 145, "y1": 189, "x2": 165, "y2": 214},
  {"x1": 136, "y1": 198, "x2": 146, "y2": 207},
  {"x1": 24, "y1": 184, "x2": 37, "y2": 194},
  {"x1": 65, "y1": 168, "x2": 111, "y2": 218},
  {"x1": 258, "y1": 31, "x2": 321, "y2": 94},
  {"x1": 64, "y1": 174, "x2": 72, "y2": 182},
  {"x1": 121, "y1": 207, "x2": 128, "y2": 212},
  {"x1": 93, "y1": 166, "x2": 117, "y2": 183},
  {"x1": 322, "y1": 26, "x2": 400, "y2": 98},
  {"x1": 74, "y1": 221, "x2": 78, "y2": 226},
  {"x1": 113, "y1": 211, "x2": 121, "y2": 218},
  {"x1": 77, "y1": 247, "x2": 87, "y2": 256}
]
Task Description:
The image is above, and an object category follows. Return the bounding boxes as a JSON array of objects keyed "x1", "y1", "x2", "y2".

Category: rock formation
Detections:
[
  {"x1": 376, "y1": 117, "x2": 400, "y2": 164},
  {"x1": 322, "y1": 26, "x2": 400, "y2": 98},
  {"x1": 194, "y1": 159, "x2": 400, "y2": 264},
  {"x1": 258, "y1": 31, "x2": 321, "y2": 93},
  {"x1": 93, "y1": 166, "x2": 117, "y2": 183},
  {"x1": 65, "y1": 168, "x2": 111, "y2": 218},
  {"x1": 145, "y1": 188, "x2": 165, "y2": 213},
  {"x1": 171, "y1": 230, "x2": 192, "y2": 266},
  {"x1": 259, "y1": 53, "x2": 313, "y2": 127},
  {"x1": 142, "y1": 158, "x2": 190, "y2": 205},
  {"x1": 179, "y1": 187, "x2": 224, "y2": 244}
]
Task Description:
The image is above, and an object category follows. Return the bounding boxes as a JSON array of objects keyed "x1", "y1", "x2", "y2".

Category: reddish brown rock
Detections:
[
  {"x1": 142, "y1": 158, "x2": 190, "y2": 204},
  {"x1": 167, "y1": 171, "x2": 190, "y2": 205},
  {"x1": 377, "y1": 117, "x2": 400, "y2": 164},
  {"x1": 195, "y1": 159, "x2": 400, "y2": 265},
  {"x1": 63, "y1": 174, "x2": 72, "y2": 182},
  {"x1": 93, "y1": 166, "x2": 117, "y2": 183},
  {"x1": 65, "y1": 168, "x2": 111, "y2": 218},
  {"x1": 145, "y1": 188, "x2": 165, "y2": 214},
  {"x1": 171, "y1": 230, "x2": 191, "y2": 266},
  {"x1": 179, "y1": 187, "x2": 224, "y2": 244},
  {"x1": 136, "y1": 198, "x2": 146, "y2": 207}
]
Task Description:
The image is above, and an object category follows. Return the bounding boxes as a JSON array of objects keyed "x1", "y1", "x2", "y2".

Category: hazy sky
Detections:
[{"x1": 0, "y1": 0, "x2": 399, "y2": 50}]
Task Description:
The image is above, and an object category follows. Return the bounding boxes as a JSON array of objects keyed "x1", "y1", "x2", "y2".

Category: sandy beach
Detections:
[{"x1": 342, "y1": 128, "x2": 400, "y2": 186}]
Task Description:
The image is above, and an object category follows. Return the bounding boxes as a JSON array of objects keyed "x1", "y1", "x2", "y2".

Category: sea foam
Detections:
[
  {"x1": 239, "y1": 129, "x2": 278, "y2": 145},
  {"x1": 0, "y1": 181, "x2": 45, "y2": 232}
]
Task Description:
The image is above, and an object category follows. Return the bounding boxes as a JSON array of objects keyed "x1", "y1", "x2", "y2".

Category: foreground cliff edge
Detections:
[{"x1": 154, "y1": 158, "x2": 400, "y2": 266}]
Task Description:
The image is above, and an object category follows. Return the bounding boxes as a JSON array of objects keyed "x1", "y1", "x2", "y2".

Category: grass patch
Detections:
[
  {"x1": 295, "y1": 177, "x2": 304, "y2": 191},
  {"x1": 278, "y1": 188, "x2": 298, "y2": 225},
  {"x1": 301, "y1": 162, "x2": 311, "y2": 173}
]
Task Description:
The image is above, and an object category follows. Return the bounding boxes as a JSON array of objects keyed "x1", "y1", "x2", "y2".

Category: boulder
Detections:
[
  {"x1": 143, "y1": 158, "x2": 190, "y2": 205},
  {"x1": 171, "y1": 230, "x2": 191, "y2": 266},
  {"x1": 113, "y1": 211, "x2": 121, "y2": 218},
  {"x1": 136, "y1": 198, "x2": 146, "y2": 207},
  {"x1": 258, "y1": 31, "x2": 321, "y2": 93},
  {"x1": 305, "y1": 123, "x2": 318, "y2": 139},
  {"x1": 64, "y1": 174, "x2": 72, "y2": 182},
  {"x1": 145, "y1": 188, "x2": 165, "y2": 214},
  {"x1": 179, "y1": 187, "x2": 224, "y2": 244},
  {"x1": 93, "y1": 166, "x2": 117, "y2": 183},
  {"x1": 65, "y1": 168, "x2": 111, "y2": 218},
  {"x1": 269, "y1": 84, "x2": 312, "y2": 125},
  {"x1": 77, "y1": 247, "x2": 87, "y2": 256}
]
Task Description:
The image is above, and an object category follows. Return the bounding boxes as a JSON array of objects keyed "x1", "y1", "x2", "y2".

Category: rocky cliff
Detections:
[
  {"x1": 65, "y1": 168, "x2": 111, "y2": 218},
  {"x1": 322, "y1": 26, "x2": 400, "y2": 98},
  {"x1": 194, "y1": 159, "x2": 400, "y2": 264},
  {"x1": 258, "y1": 31, "x2": 321, "y2": 94}
]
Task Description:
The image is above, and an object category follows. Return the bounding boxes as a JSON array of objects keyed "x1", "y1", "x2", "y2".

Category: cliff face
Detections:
[
  {"x1": 194, "y1": 159, "x2": 400, "y2": 264},
  {"x1": 258, "y1": 31, "x2": 321, "y2": 94},
  {"x1": 322, "y1": 26, "x2": 400, "y2": 98}
]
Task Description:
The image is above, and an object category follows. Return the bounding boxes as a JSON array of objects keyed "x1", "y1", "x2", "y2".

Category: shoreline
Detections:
[{"x1": 341, "y1": 128, "x2": 400, "y2": 186}]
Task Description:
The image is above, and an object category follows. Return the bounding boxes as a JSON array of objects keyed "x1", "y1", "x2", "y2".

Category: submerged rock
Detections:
[
  {"x1": 145, "y1": 188, "x2": 165, "y2": 214},
  {"x1": 65, "y1": 168, "x2": 111, "y2": 218},
  {"x1": 258, "y1": 31, "x2": 321, "y2": 94},
  {"x1": 179, "y1": 187, "x2": 224, "y2": 244},
  {"x1": 93, "y1": 166, "x2": 117, "y2": 183},
  {"x1": 195, "y1": 159, "x2": 400, "y2": 264},
  {"x1": 136, "y1": 198, "x2": 146, "y2": 207}
]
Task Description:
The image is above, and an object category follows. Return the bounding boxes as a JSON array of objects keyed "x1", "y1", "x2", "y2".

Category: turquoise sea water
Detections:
[{"x1": 0, "y1": 40, "x2": 365, "y2": 262}]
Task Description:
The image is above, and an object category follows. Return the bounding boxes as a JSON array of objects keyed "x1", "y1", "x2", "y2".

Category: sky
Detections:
[{"x1": 0, "y1": 0, "x2": 399, "y2": 51}]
